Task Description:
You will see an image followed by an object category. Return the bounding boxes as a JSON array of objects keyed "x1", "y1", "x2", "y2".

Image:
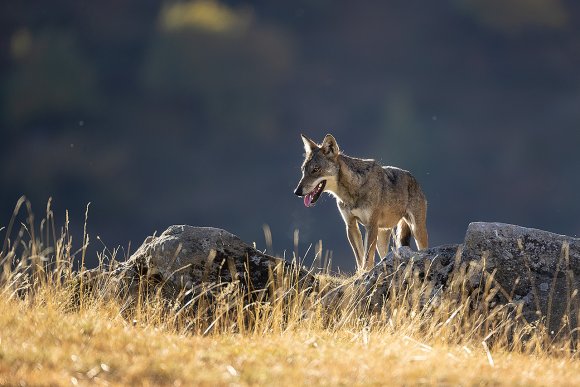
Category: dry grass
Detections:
[
  {"x1": 2, "y1": 299, "x2": 580, "y2": 386},
  {"x1": 0, "y1": 198, "x2": 579, "y2": 386}
]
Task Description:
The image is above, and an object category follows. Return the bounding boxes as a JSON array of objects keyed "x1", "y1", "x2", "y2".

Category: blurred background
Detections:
[{"x1": 1, "y1": 0, "x2": 579, "y2": 271}]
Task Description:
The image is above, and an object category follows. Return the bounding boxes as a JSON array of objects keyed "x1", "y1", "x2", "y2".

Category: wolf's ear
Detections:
[
  {"x1": 321, "y1": 134, "x2": 339, "y2": 158},
  {"x1": 301, "y1": 134, "x2": 318, "y2": 154}
]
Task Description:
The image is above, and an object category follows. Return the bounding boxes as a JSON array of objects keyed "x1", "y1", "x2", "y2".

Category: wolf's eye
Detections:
[{"x1": 312, "y1": 166, "x2": 320, "y2": 173}]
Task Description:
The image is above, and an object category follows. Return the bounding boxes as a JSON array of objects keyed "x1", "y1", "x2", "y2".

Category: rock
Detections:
[
  {"x1": 357, "y1": 244, "x2": 461, "y2": 311},
  {"x1": 461, "y1": 222, "x2": 580, "y2": 330},
  {"x1": 85, "y1": 222, "x2": 579, "y2": 335},
  {"x1": 361, "y1": 222, "x2": 580, "y2": 332},
  {"x1": 99, "y1": 225, "x2": 313, "y2": 303}
]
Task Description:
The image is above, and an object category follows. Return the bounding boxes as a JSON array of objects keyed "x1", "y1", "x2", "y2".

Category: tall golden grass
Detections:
[{"x1": 0, "y1": 198, "x2": 578, "y2": 386}]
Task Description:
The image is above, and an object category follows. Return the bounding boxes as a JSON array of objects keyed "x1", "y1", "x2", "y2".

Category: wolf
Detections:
[{"x1": 294, "y1": 134, "x2": 428, "y2": 270}]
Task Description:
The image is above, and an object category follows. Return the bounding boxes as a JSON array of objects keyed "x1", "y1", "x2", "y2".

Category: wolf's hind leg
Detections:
[
  {"x1": 406, "y1": 209, "x2": 428, "y2": 250},
  {"x1": 406, "y1": 180, "x2": 429, "y2": 250},
  {"x1": 376, "y1": 228, "x2": 391, "y2": 259},
  {"x1": 395, "y1": 219, "x2": 412, "y2": 248},
  {"x1": 411, "y1": 219, "x2": 428, "y2": 250}
]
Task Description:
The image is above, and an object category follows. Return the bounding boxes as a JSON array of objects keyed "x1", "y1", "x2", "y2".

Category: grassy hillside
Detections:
[{"x1": 1, "y1": 201, "x2": 578, "y2": 386}]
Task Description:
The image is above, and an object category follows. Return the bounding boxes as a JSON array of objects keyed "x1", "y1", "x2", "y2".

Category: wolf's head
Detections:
[{"x1": 294, "y1": 134, "x2": 340, "y2": 207}]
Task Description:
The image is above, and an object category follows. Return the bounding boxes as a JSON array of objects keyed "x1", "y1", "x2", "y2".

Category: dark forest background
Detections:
[{"x1": 1, "y1": 0, "x2": 579, "y2": 271}]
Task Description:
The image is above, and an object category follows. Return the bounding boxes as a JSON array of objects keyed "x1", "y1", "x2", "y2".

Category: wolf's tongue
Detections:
[{"x1": 304, "y1": 193, "x2": 313, "y2": 207}]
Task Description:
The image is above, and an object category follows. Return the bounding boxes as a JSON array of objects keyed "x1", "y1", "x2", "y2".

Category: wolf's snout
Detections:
[{"x1": 294, "y1": 185, "x2": 303, "y2": 196}]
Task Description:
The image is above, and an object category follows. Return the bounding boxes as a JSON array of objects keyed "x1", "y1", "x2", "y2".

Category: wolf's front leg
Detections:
[
  {"x1": 376, "y1": 228, "x2": 391, "y2": 259},
  {"x1": 345, "y1": 218, "x2": 364, "y2": 270},
  {"x1": 363, "y1": 223, "x2": 379, "y2": 270}
]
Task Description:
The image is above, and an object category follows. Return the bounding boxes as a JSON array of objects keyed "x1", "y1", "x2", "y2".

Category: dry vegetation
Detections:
[{"x1": 1, "y1": 199, "x2": 579, "y2": 386}]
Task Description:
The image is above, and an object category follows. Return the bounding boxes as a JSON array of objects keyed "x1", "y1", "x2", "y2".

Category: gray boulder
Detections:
[
  {"x1": 462, "y1": 222, "x2": 580, "y2": 330},
  {"x1": 93, "y1": 225, "x2": 312, "y2": 303},
  {"x1": 361, "y1": 222, "x2": 580, "y2": 331},
  {"x1": 130, "y1": 225, "x2": 280, "y2": 289},
  {"x1": 358, "y1": 244, "x2": 460, "y2": 310},
  {"x1": 86, "y1": 222, "x2": 578, "y2": 335},
  {"x1": 354, "y1": 245, "x2": 460, "y2": 310}
]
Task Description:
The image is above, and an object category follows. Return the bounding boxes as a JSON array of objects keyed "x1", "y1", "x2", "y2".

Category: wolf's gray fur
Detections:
[{"x1": 294, "y1": 134, "x2": 428, "y2": 270}]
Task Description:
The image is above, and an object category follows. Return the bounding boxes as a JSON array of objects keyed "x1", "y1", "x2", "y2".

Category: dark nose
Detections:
[{"x1": 294, "y1": 186, "x2": 303, "y2": 196}]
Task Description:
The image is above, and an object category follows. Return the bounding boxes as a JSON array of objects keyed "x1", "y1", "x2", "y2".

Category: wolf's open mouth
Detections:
[{"x1": 304, "y1": 180, "x2": 326, "y2": 207}]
